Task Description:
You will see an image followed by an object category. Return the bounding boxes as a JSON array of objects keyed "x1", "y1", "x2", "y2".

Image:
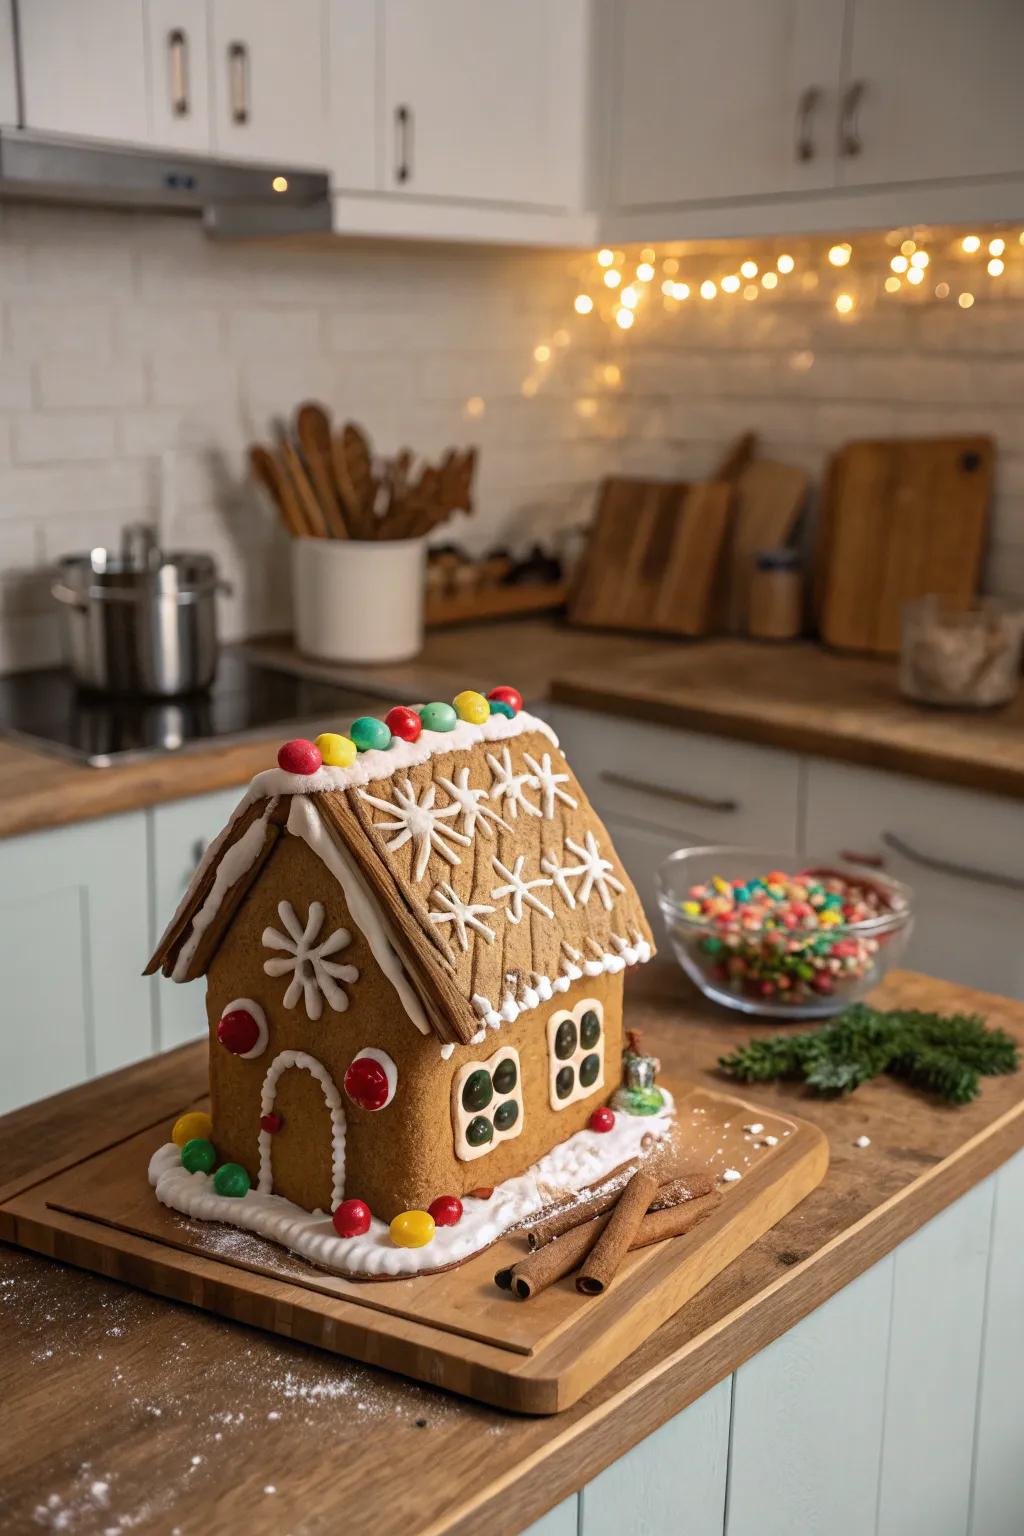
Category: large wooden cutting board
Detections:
[
  {"x1": 0, "y1": 1079, "x2": 827, "y2": 1414},
  {"x1": 818, "y1": 436, "x2": 993, "y2": 654}
]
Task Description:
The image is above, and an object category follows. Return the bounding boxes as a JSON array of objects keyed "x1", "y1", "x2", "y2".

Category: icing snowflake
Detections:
[
  {"x1": 486, "y1": 746, "x2": 541, "y2": 820},
  {"x1": 436, "y1": 766, "x2": 511, "y2": 840},
  {"x1": 428, "y1": 882, "x2": 496, "y2": 951},
  {"x1": 359, "y1": 778, "x2": 471, "y2": 881},
  {"x1": 543, "y1": 831, "x2": 625, "y2": 912},
  {"x1": 522, "y1": 751, "x2": 577, "y2": 819},
  {"x1": 490, "y1": 854, "x2": 554, "y2": 924},
  {"x1": 262, "y1": 901, "x2": 359, "y2": 1021}
]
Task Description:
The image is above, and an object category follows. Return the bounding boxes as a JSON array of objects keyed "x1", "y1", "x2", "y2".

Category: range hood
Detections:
[{"x1": 0, "y1": 130, "x2": 331, "y2": 234}]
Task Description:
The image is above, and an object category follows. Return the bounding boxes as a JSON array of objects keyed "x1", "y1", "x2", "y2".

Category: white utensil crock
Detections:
[{"x1": 292, "y1": 537, "x2": 426, "y2": 665}]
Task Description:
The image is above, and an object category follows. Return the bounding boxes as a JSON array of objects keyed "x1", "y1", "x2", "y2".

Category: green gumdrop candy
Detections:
[
  {"x1": 418, "y1": 702, "x2": 457, "y2": 732},
  {"x1": 181, "y1": 1137, "x2": 216, "y2": 1174},
  {"x1": 488, "y1": 699, "x2": 515, "y2": 719},
  {"x1": 350, "y1": 716, "x2": 392, "y2": 752},
  {"x1": 213, "y1": 1162, "x2": 251, "y2": 1198}
]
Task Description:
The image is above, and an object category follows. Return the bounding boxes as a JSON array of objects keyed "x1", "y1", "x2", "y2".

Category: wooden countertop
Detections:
[
  {"x1": 2, "y1": 622, "x2": 1022, "y2": 841},
  {"x1": 2, "y1": 964, "x2": 1022, "y2": 1535}
]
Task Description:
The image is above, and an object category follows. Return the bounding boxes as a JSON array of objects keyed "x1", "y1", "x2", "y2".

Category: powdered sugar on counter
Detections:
[
  {"x1": 149, "y1": 1091, "x2": 675, "y2": 1280},
  {"x1": 721, "y1": 1168, "x2": 742, "y2": 1183}
]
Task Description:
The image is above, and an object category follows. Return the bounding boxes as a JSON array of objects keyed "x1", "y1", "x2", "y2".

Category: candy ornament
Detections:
[
  {"x1": 589, "y1": 1107, "x2": 615, "y2": 1133},
  {"x1": 172, "y1": 1110, "x2": 213, "y2": 1148},
  {"x1": 217, "y1": 1003, "x2": 266, "y2": 1058},
  {"x1": 487, "y1": 685, "x2": 522, "y2": 714},
  {"x1": 453, "y1": 689, "x2": 490, "y2": 725},
  {"x1": 428, "y1": 1195, "x2": 463, "y2": 1227},
  {"x1": 384, "y1": 705, "x2": 422, "y2": 743},
  {"x1": 181, "y1": 1137, "x2": 216, "y2": 1174},
  {"x1": 213, "y1": 1163, "x2": 251, "y2": 1198},
  {"x1": 343, "y1": 1049, "x2": 397, "y2": 1112},
  {"x1": 315, "y1": 732, "x2": 357, "y2": 768},
  {"x1": 389, "y1": 1209, "x2": 436, "y2": 1248},
  {"x1": 260, "y1": 1113, "x2": 283, "y2": 1134},
  {"x1": 332, "y1": 1198, "x2": 372, "y2": 1238},
  {"x1": 418, "y1": 701, "x2": 457, "y2": 733},
  {"x1": 350, "y1": 716, "x2": 392, "y2": 753},
  {"x1": 277, "y1": 738, "x2": 322, "y2": 775}
]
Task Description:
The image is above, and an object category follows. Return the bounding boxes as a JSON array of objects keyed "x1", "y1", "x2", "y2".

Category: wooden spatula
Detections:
[
  {"x1": 295, "y1": 401, "x2": 350, "y2": 538},
  {"x1": 278, "y1": 439, "x2": 327, "y2": 539},
  {"x1": 249, "y1": 444, "x2": 311, "y2": 538}
]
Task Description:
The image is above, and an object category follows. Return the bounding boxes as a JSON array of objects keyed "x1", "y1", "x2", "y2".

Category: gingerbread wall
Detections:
[{"x1": 205, "y1": 830, "x2": 625, "y2": 1221}]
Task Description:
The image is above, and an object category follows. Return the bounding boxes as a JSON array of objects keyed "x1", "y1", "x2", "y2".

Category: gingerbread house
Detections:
[{"x1": 146, "y1": 688, "x2": 658, "y2": 1277}]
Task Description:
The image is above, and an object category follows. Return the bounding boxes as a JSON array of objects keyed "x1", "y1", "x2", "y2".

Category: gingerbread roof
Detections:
[{"x1": 146, "y1": 707, "x2": 654, "y2": 1048}]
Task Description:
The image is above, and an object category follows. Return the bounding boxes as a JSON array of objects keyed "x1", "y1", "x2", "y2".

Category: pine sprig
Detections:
[{"x1": 718, "y1": 1004, "x2": 1019, "y2": 1105}]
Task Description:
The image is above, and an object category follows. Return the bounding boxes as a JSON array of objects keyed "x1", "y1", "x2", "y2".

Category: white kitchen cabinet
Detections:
[
  {"x1": 804, "y1": 759, "x2": 1024, "y2": 1000},
  {"x1": 18, "y1": 0, "x2": 151, "y2": 144},
  {"x1": 149, "y1": 784, "x2": 243, "y2": 1048},
  {"x1": 326, "y1": 0, "x2": 377, "y2": 193},
  {"x1": 607, "y1": 0, "x2": 844, "y2": 209},
  {"x1": 209, "y1": 0, "x2": 327, "y2": 167},
  {"x1": 0, "y1": 1, "x2": 17, "y2": 126},
  {"x1": 840, "y1": 0, "x2": 1024, "y2": 188},
  {"x1": 146, "y1": 0, "x2": 212, "y2": 154},
  {"x1": 380, "y1": 0, "x2": 586, "y2": 209},
  {"x1": 0, "y1": 810, "x2": 154, "y2": 1115}
]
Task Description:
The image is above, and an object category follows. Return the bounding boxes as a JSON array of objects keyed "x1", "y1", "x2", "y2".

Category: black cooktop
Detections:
[{"x1": 0, "y1": 651, "x2": 367, "y2": 766}]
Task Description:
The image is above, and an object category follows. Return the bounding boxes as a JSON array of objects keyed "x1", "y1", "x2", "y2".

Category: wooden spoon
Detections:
[
  {"x1": 249, "y1": 444, "x2": 310, "y2": 538},
  {"x1": 278, "y1": 440, "x2": 327, "y2": 538},
  {"x1": 295, "y1": 402, "x2": 350, "y2": 538}
]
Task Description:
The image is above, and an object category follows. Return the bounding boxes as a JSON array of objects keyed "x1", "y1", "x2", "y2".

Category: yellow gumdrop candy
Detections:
[
  {"x1": 172, "y1": 1110, "x2": 213, "y2": 1148},
  {"x1": 389, "y1": 1209, "x2": 436, "y2": 1248},
  {"x1": 316, "y1": 732, "x2": 357, "y2": 768},
  {"x1": 452, "y1": 690, "x2": 490, "y2": 726}
]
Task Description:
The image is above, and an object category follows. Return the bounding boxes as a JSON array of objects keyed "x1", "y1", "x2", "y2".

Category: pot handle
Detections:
[{"x1": 51, "y1": 580, "x2": 88, "y2": 610}]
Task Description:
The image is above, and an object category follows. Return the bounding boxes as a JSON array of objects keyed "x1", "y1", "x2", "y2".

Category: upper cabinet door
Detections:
[
  {"x1": 146, "y1": 0, "x2": 212, "y2": 154},
  {"x1": 19, "y1": 0, "x2": 151, "y2": 144},
  {"x1": 0, "y1": 1, "x2": 17, "y2": 126},
  {"x1": 210, "y1": 0, "x2": 328, "y2": 167},
  {"x1": 382, "y1": 0, "x2": 586, "y2": 208},
  {"x1": 839, "y1": 0, "x2": 1024, "y2": 186},
  {"x1": 609, "y1": 0, "x2": 844, "y2": 208}
]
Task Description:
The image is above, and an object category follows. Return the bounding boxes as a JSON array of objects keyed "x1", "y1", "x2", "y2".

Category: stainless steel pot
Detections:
[{"x1": 52, "y1": 526, "x2": 231, "y2": 697}]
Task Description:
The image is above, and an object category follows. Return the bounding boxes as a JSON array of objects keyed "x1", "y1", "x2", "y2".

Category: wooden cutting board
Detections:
[
  {"x1": 817, "y1": 437, "x2": 993, "y2": 654},
  {"x1": 569, "y1": 477, "x2": 733, "y2": 637},
  {"x1": 720, "y1": 459, "x2": 808, "y2": 632},
  {"x1": 0, "y1": 1079, "x2": 827, "y2": 1414}
]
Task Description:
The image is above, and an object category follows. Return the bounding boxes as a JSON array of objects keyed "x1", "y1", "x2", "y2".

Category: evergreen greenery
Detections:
[{"x1": 718, "y1": 1004, "x2": 1019, "y2": 1105}]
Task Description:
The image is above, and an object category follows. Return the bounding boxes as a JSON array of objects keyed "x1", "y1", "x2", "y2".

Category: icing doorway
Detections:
[{"x1": 257, "y1": 1050, "x2": 346, "y2": 1213}]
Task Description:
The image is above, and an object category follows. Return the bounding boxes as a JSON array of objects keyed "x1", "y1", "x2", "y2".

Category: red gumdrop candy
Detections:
[
  {"x1": 384, "y1": 705, "x2": 422, "y2": 743},
  {"x1": 277, "y1": 737, "x2": 322, "y2": 775},
  {"x1": 589, "y1": 1106, "x2": 615, "y2": 1133},
  {"x1": 344, "y1": 1055, "x2": 390, "y2": 1111},
  {"x1": 428, "y1": 1195, "x2": 463, "y2": 1227},
  {"x1": 260, "y1": 1113, "x2": 283, "y2": 1135},
  {"x1": 487, "y1": 685, "x2": 522, "y2": 714},
  {"x1": 217, "y1": 1008, "x2": 260, "y2": 1055},
  {"x1": 332, "y1": 1198, "x2": 371, "y2": 1238}
]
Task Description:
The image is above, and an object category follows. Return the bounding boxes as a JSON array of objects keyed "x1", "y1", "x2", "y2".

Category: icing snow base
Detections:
[{"x1": 148, "y1": 1090, "x2": 674, "y2": 1279}]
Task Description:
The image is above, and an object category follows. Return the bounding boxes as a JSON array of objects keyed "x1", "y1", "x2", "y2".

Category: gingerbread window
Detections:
[
  {"x1": 451, "y1": 1046, "x2": 524, "y2": 1162},
  {"x1": 546, "y1": 999, "x2": 604, "y2": 1110}
]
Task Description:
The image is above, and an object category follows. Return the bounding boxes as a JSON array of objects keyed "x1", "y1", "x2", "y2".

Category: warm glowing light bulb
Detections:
[
  {"x1": 597, "y1": 248, "x2": 614, "y2": 267},
  {"x1": 672, "y1": 281, "x2": 690, "y2": 300},
  {"x1": 935, "y1": 282, "x2": 950, "y2": 299},
  {"x1": 958, "y1": 292, "x2": 975, "y2": 309},
  {"x1": 961, "y1": 235, "x2": 981, "y2": 253},
  {"x1": 743, "y1": 284, "x2": 758, "y2": 301},
  {"x1": 699, "y1": 280, "x2": 717, "y2": 300},
  {"x1": 640, "y1": 247, "x2": 656, "y2": 263},
  {"x1": 620, "y1": 285, "x2": 639, "y2": 308},
  {"x1": 835, "y1": 293, "x2": 855, "y2": 314},
  {"x1": 636, "y1": 262, "x2": 655, "y2": 282},
  {"x1": 615, "y1": 307, "x2": 634, "y2": 329},
  {"x1": 574, "y1": 294, "x2": 594, "y2": 315},
  {"x1": 533, "y1": 343, "x2": 551, "y2": 363},
  {"x1": 464, "y1": 396, "x2": 485, "y2": 419},
  {"x1": 604, "y1": 269, "x2": 622, "y2": 288},
  {"x1": 777, "y1": 253, "x2": 795, "y2": 274},
  {"x1": 272, "y1": 175, "x2": 289, "y2": 193},
  {"x1": 721, "y1": 274, "x2": 740, "y2": 293},
  {"x1": 828, "y1": 243, "x2": 852, "y2": 267},
  {"x1": 884, "y1": 275, "x2": 901, "y2": 293},
  {"x1": 988, "y1": 257, "x2": 1005, "y2": 276},
  {"x1": 661, "y1": 279, "x2": 675, "y2": 296},
  {"x1": 890, "y1": 255, "x2": 909, "y2": 273},
  {"x1": 906, "y1": 267, "x2": 924, "y2": 285},
  {"x1": 740, "y1": 259, "x2": 758, "y2": 279},
  {"x1": 900, "y1": 238, "x2": 916, "y2": 256},
  {"x1": 989, "y1": 237, "x2": 1005, "y2": 256},
  {"x1": 663, "y1": 257, "x2": 679, "y2": 274},
  {"x1": 910, "y1": 250, "x2": 929, "y2": 268},
  {"x1": 761, "y1": 271, "x2": 778, "y2": 289},
  {"x1": 602, "y1": 363, "x2": 622, "y2": 387}
]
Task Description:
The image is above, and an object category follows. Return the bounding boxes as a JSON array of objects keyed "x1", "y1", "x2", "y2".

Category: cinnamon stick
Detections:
[
  {"x1": 650, "y1": 1171, "x2": 716, "y2": 1211},
  {"x1": 576, "y1": 1169, "x2": 659, "y2": 1295},
  {"x1": 497, "y1": 1212, "x2": 612, "y2": 1300},
  {"x1": 527, "y1": 1168, "x2": 714, "y2": 1251},
  {"x1": 632, "y1": 1188, "x2": 722, "y2": 1248}
]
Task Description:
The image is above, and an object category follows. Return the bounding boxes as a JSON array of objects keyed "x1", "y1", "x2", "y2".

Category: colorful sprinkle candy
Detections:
[
  {"x1": 488, "y1": 685, "x2": 522, "y2": 714},
  {"x1": 213, "y1": 1163, "x2": 251, "y2": 1199},
  {"x1": 181, "y1": 1137, "x2": 216, "y2": 1174},
  {"x1": 453, "y1": 689, "x2": 490, "y2": 725}
]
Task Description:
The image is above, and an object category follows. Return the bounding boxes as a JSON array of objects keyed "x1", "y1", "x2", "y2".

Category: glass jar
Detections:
[{"x1": 900, "y1": 595, "x2": 1024, "y2": 709}]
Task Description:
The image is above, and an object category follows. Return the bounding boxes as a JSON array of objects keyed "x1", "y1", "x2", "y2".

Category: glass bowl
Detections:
[{"x1": 656, "y1": 846, "x2": 914, "y2": 1020}]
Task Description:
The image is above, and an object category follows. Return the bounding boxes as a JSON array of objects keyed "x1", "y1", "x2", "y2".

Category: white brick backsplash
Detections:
[
  {"x1": 7, "y1": 304, "x2": 113, "y2": 359},
  {"x1": 114, "y1": 305, "x2": 225, "y2": 358},
  {"x1": 14, "y1": 414, "x2": 117, "y2": 464},
  {"x1": 150, "y1": 354, "x2": 240, "y2": 406},
  {"x1": 35, "y1": 356, "x2": 146, "y2": 411},
  {"x1": 225, "y1": 308, "x2": 325, "y2": 356}
]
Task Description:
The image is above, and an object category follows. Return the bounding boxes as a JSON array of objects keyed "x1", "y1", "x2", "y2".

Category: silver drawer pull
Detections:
[
  {"x1": 882, "y1": 831, "x2": 1024, "y2": 893},
  {"x1": 228, "y1": 41, "x2": 249, "y2": 125},
  {"x1": 840, "y1": 79, "x2": 865, "y2": 157},
  {"x1": 795, "y1": 85, "x2": 820, "y2": 161},
  {"x1": 168, "y1": 28, "x2": 189, "y2": 117},
  {"x1": 598, "y1": 770, "x2": 738, "y2": 815}
]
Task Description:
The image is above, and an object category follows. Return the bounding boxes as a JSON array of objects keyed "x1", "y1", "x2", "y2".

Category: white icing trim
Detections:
[
  {"x1": 149, "y1": 1089, "x2": 675, "y2": 1279},
  {"x1": 262, "y1": 900, "x2": 358, "y2": 1020},
  {"x1": 439, "y1": 1042, "x2": 456, "y2": 1061},
  {"x1": 285, "y1": 795, "x2": 431, "y2": 1036},
  {"x1": 219, "y1": 997, "x2": 268, "y2": 1060},
  {"x1": 468, "y1": 931, "x2": 652, "y2": 1036},
  {"x1": 258, "y1": 1050, "x2": 346, "y2": 1208},
  {"x1": 344, "y1": 1046, "x2": 398, "y2": 1110},
  {"x1": 171, "y1": 804, "x2": 278, "y2": 981}
]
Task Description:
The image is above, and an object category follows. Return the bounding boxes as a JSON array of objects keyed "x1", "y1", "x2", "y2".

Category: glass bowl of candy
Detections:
[{"x1": 656, "y1": 847, "x2": 914, "y2": 1020}]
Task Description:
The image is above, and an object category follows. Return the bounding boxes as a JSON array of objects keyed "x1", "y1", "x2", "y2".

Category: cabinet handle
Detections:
[
  {"x1": 881, "y1": 831, "x2": 1024, "y2": 893},
  {"x1": 394, "y1": 104, "x2": 412, "y2": 183},
  {"x1": 168, "y1": 28, "x2": 189, "y2": 118},
  {"x1": 840, "y1": 79, "x2": 865, "y2": 156},
  {"x1": 598, "y1": 770, "x2": 738, "y2": 815},
  {"x1": 795, "y1": 86, "x2": 820, "y2": 162},
  {"x1": 228, "y1": 41, "x2": 249, "y2": 125}
]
